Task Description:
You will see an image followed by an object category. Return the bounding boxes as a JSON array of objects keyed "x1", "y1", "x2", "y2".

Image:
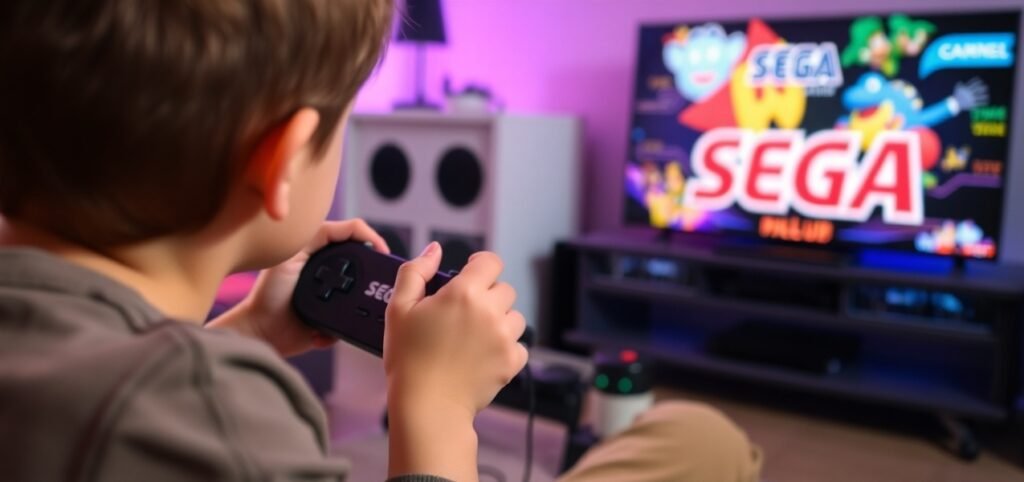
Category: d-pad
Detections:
[{"x1": 314, "y1": 258, "x2": 355, "y2": 301}]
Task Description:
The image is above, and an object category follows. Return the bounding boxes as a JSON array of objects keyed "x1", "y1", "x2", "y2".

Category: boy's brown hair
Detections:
[{"x1": 0, "y1": 0, "x2": 393, "y2": 248}]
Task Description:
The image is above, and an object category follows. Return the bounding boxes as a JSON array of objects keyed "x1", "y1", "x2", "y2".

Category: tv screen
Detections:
[{"x1": 624, "y1": 11, "x2": 1019, "y2": 260}]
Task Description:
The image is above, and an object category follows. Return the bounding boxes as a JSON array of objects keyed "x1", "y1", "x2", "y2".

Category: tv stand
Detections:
[
  {"x1": 952, "y1": 256, "x2": 969, "y2": 277},
  {"x1": 654, "y1": 227, "x2": 675, "y2": 244},
  {"x1": 714, "y1": 242, "x2": 849, "y2": 267},
  {"x1": 652, "y1": 230, "x2": 852, "y2": 267},
  {"x1": 555, "y1": 231, "x2": 1024, "y2": 459}
]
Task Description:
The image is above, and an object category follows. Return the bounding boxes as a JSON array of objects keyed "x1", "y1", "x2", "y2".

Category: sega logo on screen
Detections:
[{"x1": 747, "y1": 42, "x2": 844, "y2": 88}]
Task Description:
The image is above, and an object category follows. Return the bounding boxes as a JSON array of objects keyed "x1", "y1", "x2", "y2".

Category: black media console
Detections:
[{"x1": 553, "y1": 231, "x2": 1024, "y2": 458}]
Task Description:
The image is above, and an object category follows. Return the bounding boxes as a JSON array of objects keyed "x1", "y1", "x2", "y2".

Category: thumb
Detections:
[{"x1": 389, "y1": 242, "x2": 442, "y2": 311}]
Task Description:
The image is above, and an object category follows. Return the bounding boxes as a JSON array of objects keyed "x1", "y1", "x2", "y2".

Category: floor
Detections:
[
  {"x1": 658, "y1": 385, "x2": 1024, "y2": 482},
  {"x1": 325, "y1": 344, "x2": 1024, "y2": 482}
]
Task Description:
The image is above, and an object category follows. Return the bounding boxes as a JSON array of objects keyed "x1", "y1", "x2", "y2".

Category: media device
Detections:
[
  {"x1": 292, "y1": 241, "x2": 455, "y2": 356},
  {"x1": 624, "y1": 11, "x2": 1019, "y2": 260},
  {"x1": 292, "y1": 241, "x2": 534, "y2": 356},
  {"x1": 590, "y1": 349, "x2": 655, "y2": 438}
]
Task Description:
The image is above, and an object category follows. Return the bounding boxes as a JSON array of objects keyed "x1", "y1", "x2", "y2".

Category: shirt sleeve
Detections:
[{"x1": 87, "y1": 326, "x2": 351, "y2": 482}]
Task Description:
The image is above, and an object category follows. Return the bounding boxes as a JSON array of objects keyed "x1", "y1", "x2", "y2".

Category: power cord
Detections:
[
  {"x1": 481, "y1": 360, "x2": 536, "y2": 482},
  {"x1": 522, "y1": 362, "x2": 535, "y2": 482},
  {"x1": 479, "y1": 332, "x2": 537, "y2": 482}
]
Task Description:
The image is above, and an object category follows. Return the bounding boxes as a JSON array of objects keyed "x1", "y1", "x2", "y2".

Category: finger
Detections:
[
  {"x1": 389, "y1": 242, "x2": 442, "y2": 310},
  {"x1": 504, "y1": 309, "x2": 527, "y2": 342},
  {"x1": 506, "y1": 343, "x2": 529, "y2": 382},
  {"x1": 314, "y1": 219, "x2": 390, "y2": 254},
  {"x1": 311, "y1": 331, "x2": 338, "y2": 348},
  {"x1": 515, "y1": 343, "x2": 529, "y2": 370},
  {"x1": 452, "y1": 251, "x2": 503, "y2": 290},
  {"x1": 337, "y1": 218, "x2": 390, "y2": 253},
  {"x1": 488, "y1": 282, "x2": 517, "y2": 314}
]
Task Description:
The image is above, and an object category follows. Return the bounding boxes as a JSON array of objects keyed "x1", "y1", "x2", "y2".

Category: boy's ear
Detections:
[{"x1": 244, "y1": 108, "x2": 321, "y2": 221}]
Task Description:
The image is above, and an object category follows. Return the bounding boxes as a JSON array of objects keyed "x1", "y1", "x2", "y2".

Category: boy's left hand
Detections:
[{"x1": 209, "y1": 219, "x2": 389, "y2": 357}]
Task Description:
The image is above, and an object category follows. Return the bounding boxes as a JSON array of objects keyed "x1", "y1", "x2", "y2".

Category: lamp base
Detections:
[{"x1": 393, "y1": 99, "x2": 442, "y2": 111}]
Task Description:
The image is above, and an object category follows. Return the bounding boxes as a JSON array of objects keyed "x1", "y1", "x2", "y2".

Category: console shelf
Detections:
[
  {"x1": 586, "y1": 276, "x2": 995, "y2": 344},
  {"x1": 557, "y1": 231, "x2": 1024, "y2": 423},
  {"x1": 565, "y1": 329, "x2": 1003, "y2": 420}
]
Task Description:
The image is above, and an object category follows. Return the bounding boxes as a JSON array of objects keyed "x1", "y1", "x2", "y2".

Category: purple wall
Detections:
[{"x1": 355, "y1": 0, "x2": 1024, "y2": 264}]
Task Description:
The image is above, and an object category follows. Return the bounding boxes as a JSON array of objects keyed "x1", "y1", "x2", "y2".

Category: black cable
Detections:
[
  {"x1": 522, "y1": 362, "x2": 535, "y2": 482},
  {"x1": 478, "y1": 362, "x2": 534, "y2": 482}
]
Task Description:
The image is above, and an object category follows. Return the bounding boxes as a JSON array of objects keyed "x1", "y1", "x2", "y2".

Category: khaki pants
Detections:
[{"x1": 557, "y1": 402, "x2": 763, "y2": 482}]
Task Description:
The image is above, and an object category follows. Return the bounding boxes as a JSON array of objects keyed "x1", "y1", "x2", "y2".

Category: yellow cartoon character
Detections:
[
  {"x1": 941, "y1": 146, "x2": 970, "y2": 172},
  {"x1": 642, "y1": 163, "x2": 671, "y2": 228},
  {"x1": 664, "y1": 161, "x2": 685, "y2": 197},
  {"x1": 664, "y1": 161, "x2": 686, "y2": 225},
  {"x1": 664, "y1": 161, "x2": 707, "y2": 231}
]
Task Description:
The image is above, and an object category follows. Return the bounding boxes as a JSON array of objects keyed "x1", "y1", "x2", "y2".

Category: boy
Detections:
[{"x1": 0, "y1": 1, "x2": 760, "y2": 481}]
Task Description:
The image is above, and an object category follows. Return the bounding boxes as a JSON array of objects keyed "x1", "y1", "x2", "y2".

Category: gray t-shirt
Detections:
[{"x1": 0, "y1": 247, "x2": 447, "y2": 482}]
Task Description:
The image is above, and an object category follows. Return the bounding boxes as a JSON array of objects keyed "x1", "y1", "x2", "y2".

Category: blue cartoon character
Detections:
[
  {"x1": 663, "y1": 24, "x2": 746, "y2": 102},
  {"x1": 840, "y1": 72, "x2": 988, "y2": 170}
]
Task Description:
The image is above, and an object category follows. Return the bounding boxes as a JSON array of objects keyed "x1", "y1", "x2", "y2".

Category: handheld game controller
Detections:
[{"x1": 291, "y1": 241, "x2": 455, "y2": 357}]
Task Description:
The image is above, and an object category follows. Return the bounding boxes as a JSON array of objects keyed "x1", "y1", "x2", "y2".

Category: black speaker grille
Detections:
[
  {"x1": 370, "y1": 222, "x2": 412, "y2": 260},
  {"x1": 370, "y1": 144, "x2": 411, "y2": 201},
  {"x1": 436, "y1": 147, "x2": 483, "y2": 208},
  {"x1": 432, "y1": 231, "x2": 485, "y2": 274}
]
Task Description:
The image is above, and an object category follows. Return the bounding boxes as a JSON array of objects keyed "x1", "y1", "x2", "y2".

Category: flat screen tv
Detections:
[{"x1": 624, "y1": 10, "x2": 1019, "y2": 260}]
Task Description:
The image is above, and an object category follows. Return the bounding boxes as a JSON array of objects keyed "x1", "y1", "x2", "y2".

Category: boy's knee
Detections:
[
  {"x1": 640, "y1": 401, "x2": 735, "y2": 430},
  {"x1": 638, "y1": 401, "x2": 761, "y2": 478},
  {"x1": 561, "y1": 401, "x2": 761, "y2": 482},
  {"x1": 642, "y1": 401, "x2": 747, "y2": 443}
]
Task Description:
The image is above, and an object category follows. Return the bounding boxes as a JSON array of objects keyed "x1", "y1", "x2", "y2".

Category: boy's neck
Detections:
[{"x1": 0, "y1": 219, "x2": 235, "y2": 323}]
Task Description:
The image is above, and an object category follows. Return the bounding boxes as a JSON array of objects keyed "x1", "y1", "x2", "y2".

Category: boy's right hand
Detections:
[
  {"x1": 384, "y1": 241, "x2": 528, "y2": 417},
  {"x1": 383, "y1": 242, "x2": 527, "y2": 481}
]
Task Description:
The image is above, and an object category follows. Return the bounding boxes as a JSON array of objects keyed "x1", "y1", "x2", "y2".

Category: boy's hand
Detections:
[
  {"x1": 208, "y1": 219, "x2": 389, "y2": 357},
  {"x1": 384, "y1": 243, "x2": 528, "y2": 481}
]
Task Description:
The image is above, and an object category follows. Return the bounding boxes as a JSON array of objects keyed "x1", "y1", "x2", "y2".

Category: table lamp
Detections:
[{"x1": 395, "y1": 0, "x2": 447, "y2": 110}]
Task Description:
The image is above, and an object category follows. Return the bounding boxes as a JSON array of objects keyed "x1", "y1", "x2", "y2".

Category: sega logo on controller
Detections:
[
  {"x1": 747, "y1": 42, "x2": 844, "y2": 88},
  {"x1": 364, "y1": 281, "x2": 394, "y2": 303}
]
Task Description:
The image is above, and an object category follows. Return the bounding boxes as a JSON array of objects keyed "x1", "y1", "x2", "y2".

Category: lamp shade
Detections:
[{"x1": 397, "y1": 0, "x2": 446, "y2": 44}]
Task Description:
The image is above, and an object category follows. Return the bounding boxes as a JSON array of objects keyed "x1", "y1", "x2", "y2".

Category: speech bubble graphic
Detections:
[{"x1": 919, "y1": 33, "x2": 1016, "y2": 78}]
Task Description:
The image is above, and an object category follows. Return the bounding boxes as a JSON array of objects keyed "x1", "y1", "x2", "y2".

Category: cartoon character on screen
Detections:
[
  {"x1": 888, "y1": 15, "x2": 936, "y2": 58},
  {"x1": 640, "y1": 162, "x2": 671, "y2": 228},
  {"x1": 624, "y1": 160, "x2": 669, "y2": 225},
  {"x1": 662, "y1": 161, "x2": 694, "y2": 231},
  {"x1": 664, "y1": 161, "x2": 685, "y2": 206},
  {"x1": 662, "y1": 24, "x2": 747, "y2": 102},
  {"x1": 669, "y1": 19, "x2": 809, "y2": 133},
  {"x1": 915, "y1": 219, "x2": 995, "y2": 258},
  {"x1": 644, "y1": 161, "x2": 704, "y2": 231},
  {"x1": 838, "y1": 72, "x2": 989, "y2": 181},
  {"x1": 941, "y1": 146, "x2": 970, "y2": 173},
  {"x1": 841, "y1": 17, "x2": 896, "y2": 76},
  {"x1": 841, "y1": 15, "x2": 935, "y2": 77}
]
